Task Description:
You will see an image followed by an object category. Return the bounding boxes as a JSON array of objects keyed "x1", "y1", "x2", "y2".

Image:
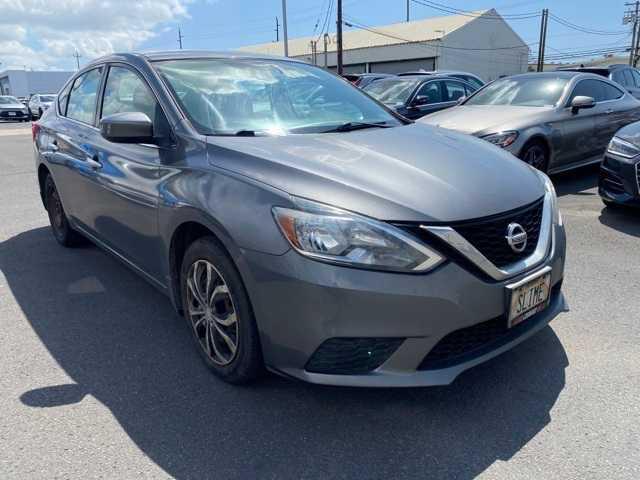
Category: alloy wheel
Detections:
[
  {"x1": 523, "y1": 144, "x2": 547, "y2": 171},
  {"x1": 186, "y1": 259, "x2": 239, "y2": 366}
]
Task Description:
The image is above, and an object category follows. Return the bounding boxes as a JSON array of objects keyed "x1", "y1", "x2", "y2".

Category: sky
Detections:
[{"x1": 0, "y1": 0, "x2": 634, "y2": 72}]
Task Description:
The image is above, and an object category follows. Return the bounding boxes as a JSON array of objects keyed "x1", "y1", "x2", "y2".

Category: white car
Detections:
[
  {"x1": 0, "y1": 96, "x2": 30, "y2": 122},
  {"x1": 28, "y1": 94, "x2": 56, "y2": 119}
]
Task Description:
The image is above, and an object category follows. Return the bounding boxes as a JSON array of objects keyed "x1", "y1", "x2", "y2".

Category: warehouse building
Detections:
[
  {"x1": 240, "y1": 9, "x2": 529, "y2": 82},
  {"x1": 0, "y1": 69, "x2": 74, "y2": 97}
]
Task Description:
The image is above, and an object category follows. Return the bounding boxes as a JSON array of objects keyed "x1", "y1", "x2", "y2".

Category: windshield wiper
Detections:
[{"x1": 324, "y1": 121, "x2": 395, "y2": 133}]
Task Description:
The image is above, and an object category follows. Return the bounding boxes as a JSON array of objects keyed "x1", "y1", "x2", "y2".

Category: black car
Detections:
[
  {"x1": 363, "y1": 75, "x2": 477, "y2": 120},
  {"x1": 559, "y1": 64, "x2": 640, "y2": 100},
  {"x1": 397, "y1": 70, "x2": 485, "y2": 90},
  {"x1": 599, "y1": 121, "x2": 640, "y2": 208},
  {"x1": 343, "y1": 72, "x2": 393, "y2": 89}
]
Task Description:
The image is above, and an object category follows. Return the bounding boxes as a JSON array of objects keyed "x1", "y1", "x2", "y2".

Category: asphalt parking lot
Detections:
[{"x1": 0, "y1": 121, "x2": 638, "y2": 480}]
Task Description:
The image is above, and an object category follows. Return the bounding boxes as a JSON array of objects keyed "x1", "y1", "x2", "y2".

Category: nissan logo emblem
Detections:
[{"x1": 505, "y1": 223, "x2": 527, "y2": 253}]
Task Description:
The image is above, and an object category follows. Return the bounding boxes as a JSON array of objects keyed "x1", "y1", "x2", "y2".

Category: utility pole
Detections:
[
  {"x1": 406, "y1": 0, "x2": 410, "y2": 22},
  {"x1": 337, "y1": 0, "x2": 343, "y2": 74},
  {"x1": 624, "y1": 2, "x2": 639, "y2": 65},
  {"x1": 323, "y1": 33, "x2": 329, "y2": 68},
  {"x1": 282, "y1": 0, "x2": 289, "y2": 56},
  {"x1": 275, "y1": 17, "x2": 280, "y2": 42},
  {"x1": 177, "y1": 27, "x2": 183, "y2": 50},
  {"x1": 72, "y1": 50, "x2": 82, "y2": 70},
  {"x1": 536, "y1": 9, "x2": 548, "y2": 72}
]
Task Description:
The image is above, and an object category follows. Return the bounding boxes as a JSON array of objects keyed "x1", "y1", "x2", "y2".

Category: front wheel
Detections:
[
  {"x1": 520, "y1": 140, "x2": 549, "y2": 172},
  {"x1": 180, "y1": 237, "x2": 263, "y2": 384}
]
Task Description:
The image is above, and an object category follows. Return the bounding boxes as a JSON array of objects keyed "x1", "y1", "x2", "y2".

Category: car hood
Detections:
[
  {"x1": 206, "y1": 123, "x2": 544, "y2": 223},
  {"x1": 0, "y1": 102, "x2": 26, "y2": 109},
  {"x1": 420, "y1": 105, "x2": 551, "y2": 135}
]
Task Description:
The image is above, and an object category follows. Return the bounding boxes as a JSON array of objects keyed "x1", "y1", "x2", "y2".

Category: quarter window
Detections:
[
  {"x1": 623, "y1": 70, "x2": 635, "y2": 88},
  {"x1": 631, "y1": 69, "x2": 640, "y2": 88},
  {"x1": 66, "y1": 67, "x2": 103, "y2": 125}
]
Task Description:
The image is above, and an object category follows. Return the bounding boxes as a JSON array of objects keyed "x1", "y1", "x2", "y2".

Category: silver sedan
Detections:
[{"x1": 420, "y1": 72, "x2": 640, "y2": 173}]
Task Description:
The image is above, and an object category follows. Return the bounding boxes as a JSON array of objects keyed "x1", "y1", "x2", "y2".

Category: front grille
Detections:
[
  {"x1": 0, "y1": 110, "x2": 27, "y2": 118},
  {"x1": 450, "y1": 198, "x2": 544, "y2": 269},
  {"x1": 418, "y1": 283, "x2": 561, "y2": 370},
  {"x1": 636, "y1": 163, "x2": 640, "y2": 194},
  {"x1": 305, "y1": 337, "x2": 404, "y2": 375}
]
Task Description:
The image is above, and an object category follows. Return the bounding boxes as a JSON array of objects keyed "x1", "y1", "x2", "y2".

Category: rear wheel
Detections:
[
  {"x1": 520, "y1": 140, "x2": 549, "y2": 172},
  {"x1": 44, "y1": 175, "x2": 84, "y2": 247},
  {"x1": 180, "y1": 237, "x2": 263, "y2": 384}
]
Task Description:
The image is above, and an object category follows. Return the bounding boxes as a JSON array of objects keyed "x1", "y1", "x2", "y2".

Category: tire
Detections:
[
  {"x1": 520, "y1": 140, "x2": 549, "y2": 172},
  {"x1": 38, "y1": 108, "x2": 43, "y2": 118},
  {"x1": 180, "y1": 237, "x2": 263, "y2": 384},
  {"x1": 44, "y1": 175, "x2": 84, "y2": 247}
]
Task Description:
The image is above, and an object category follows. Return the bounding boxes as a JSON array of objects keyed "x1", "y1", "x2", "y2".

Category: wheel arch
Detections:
[{"x1": 37, "y1": 163, "x2": 52, "y2": 208}]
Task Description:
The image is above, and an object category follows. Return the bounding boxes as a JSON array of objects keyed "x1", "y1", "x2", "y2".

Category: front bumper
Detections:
[
  {"x1": 238, "y1": 222, "x2": 567, "y2": 387},
  {"x1": 599, "y1": 154, "x2": 640, "y2": 207}
]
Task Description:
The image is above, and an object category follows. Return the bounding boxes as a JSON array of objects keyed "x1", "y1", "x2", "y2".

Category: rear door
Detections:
[{"x1": 622, "y1": 69, "x2": 640, "y2": 99}]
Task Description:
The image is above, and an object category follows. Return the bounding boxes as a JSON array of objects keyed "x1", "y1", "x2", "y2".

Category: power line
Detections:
[
  {"x1": 409, "y1": 0, "x2": 541, "y2": 20},
  {"x1": 548, "y1": 13, "x2": 629, "y2": 36}
]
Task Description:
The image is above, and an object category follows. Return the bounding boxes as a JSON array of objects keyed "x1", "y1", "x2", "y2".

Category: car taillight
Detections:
[{"x1": 32, "y1": 122, "x2": 40, "y2": 142}]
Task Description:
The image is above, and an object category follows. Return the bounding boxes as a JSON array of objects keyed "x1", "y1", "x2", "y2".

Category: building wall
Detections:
[
  {"x1": 0, "y1": 70, "x2": 73, "y2": 97},
  {"x1": 438, "y1": 15, "x2": 529, "y2": 81}
]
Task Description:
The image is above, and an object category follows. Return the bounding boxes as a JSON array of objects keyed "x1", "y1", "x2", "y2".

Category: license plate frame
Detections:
[
  {"x1": 8, "y1": 112, "x2": 16, "y2": 116},
  {"x1": 506, "y1": 266, "x2": 552, "y2": 328}
]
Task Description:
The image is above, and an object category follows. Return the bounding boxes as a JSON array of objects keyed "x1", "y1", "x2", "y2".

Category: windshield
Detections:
[
  {"x1": 153, "y1": 59, "x2": 401, "y2": 135},
  {"x1": 465, "y1": 76, "x2": 569, "y2": 107},
  {"x1": 40, "y1": 95, "x2": 56, "y2": 102},
  {"x1": 363, "y1": 79, "x2": 418, "y2": 105},
  {"x1": 0, "y1": 96, "x2": 20, "y2": 105}
]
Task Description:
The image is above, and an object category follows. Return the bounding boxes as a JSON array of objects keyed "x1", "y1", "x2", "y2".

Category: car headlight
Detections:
[
  {"x1": 481, "y1": 131, "x2": 519, "y2": 148},
  {"x1": 537, "y1": 170, "x2": 561, "y2": 226},
  {"x1": 607, "y1": 136, "x2": 640, "y2": 162},
  {"x1": 273, "y1": 199, "x2": 444, "y2": 273}
]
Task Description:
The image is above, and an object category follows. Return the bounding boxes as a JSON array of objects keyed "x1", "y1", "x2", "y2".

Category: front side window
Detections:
[
  {"x1": 443, "y1": 80, "x2": 467, "y2": 101},
  {"x1": 569, "y1": 79, "x2": 623, "y2": 103},
  {"x1": 153, "y1": 58, "x2": 402, "y2": 135},
  {"x1": 0, "y1": 96, "x2": 20, "y2": 105},
  {"x1": 364, "y1": 78, "x2": 419, "y2": 106},
  {"x1": 66, "y1": 67, "x2": 103, "y2": 125},
  {"x1": 102, "y1": 66, "x2": 159, "y2": 122},
  {"x1": 415, "y1": 81, "x2": 443, "y2": 104},
  {"x1": 465, "y1": 76, "x2": 569, "y2": 107}
]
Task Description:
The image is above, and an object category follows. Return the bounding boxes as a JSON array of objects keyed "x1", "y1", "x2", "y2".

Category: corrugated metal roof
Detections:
[{"x1": 239, "y1": 10, "x2": 491, "y2": 57}]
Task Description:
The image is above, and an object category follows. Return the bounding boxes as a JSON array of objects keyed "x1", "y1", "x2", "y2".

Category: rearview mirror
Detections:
[
  {"x1": 100, "y1": 112, "x2": 154, "y2": 144},
  {"x1": 570, "y1": 95, "x2": 595, "y2": 114}
]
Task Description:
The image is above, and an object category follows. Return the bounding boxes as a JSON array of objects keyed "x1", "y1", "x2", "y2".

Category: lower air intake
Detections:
[{"x1": 305, "y1": 337, "x2": 404, "y2": 375}]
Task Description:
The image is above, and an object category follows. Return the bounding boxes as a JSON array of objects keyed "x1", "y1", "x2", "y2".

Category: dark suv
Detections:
[{"x1": 559, "y1": 64, "x2": 640, "y2": 100}]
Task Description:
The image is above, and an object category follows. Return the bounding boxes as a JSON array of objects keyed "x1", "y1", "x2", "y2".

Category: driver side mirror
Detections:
[
  {"x1": 456, "y1": 96, "x2": 467, "y2": 105},
  {"x1": 570, "y1": 95, "x2": 596, "y2": 114},
  {"x1": 100, "y1": 112, "x2": 154, "y2": 144},
  {"x1": 411, "y1": 95, "x2": 429, "y2": 107}
]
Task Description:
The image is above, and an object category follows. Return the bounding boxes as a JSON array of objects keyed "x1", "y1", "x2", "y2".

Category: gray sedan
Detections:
[
  {"x1": 420, "y1": 72, "x2": 640, "y2": 173},
  {"x1": 34, "y1": 51, "x2": 566, "y2": 387}
]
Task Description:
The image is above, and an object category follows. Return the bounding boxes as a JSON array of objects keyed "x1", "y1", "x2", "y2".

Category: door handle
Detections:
[
  {"x1": 605, "y1": 109, "x2": 614, "y2": 114},
  {"x1": 85, "y1": 154, "x2": 102, "y2": 169},
  {"x1": 50, "y1": 140, "x2": 59, "y2": 152}
]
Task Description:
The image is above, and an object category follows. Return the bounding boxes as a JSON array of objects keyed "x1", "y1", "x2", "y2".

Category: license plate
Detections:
[
  {"x1": 8, "y1": 112, "x2": 16, "y2": 116},
  {"x1": 507, "y1": 269, "x2": 551, "y2": 328}
]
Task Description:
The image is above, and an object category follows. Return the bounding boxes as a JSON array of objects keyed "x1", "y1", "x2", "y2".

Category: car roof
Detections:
[
  {"x1": 504, "y1": 71, "x2": 600, "y2": 80},
  {"x1": 87, "y1": 50, "x2": 308, "y2": 67}
]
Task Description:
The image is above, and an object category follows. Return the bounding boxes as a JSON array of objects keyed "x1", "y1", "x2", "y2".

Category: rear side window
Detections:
[
  {"x1": 612, "y1": 70, "x2": 626, "y2": 86},
  {"x1": 631, "y1": 69, "x2": 640, "y2": 88},
  {"x1": 66, "y1": 67, "x2": 103, "y2": 125},
  {"x1": 623, "y1": 70, "x2": 635, "y2": 88},
  {"x1": 455, "y1": 74, "x2": 483, "y2": 90}
]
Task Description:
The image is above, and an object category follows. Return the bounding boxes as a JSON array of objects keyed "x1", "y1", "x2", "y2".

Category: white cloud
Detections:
[{"x1": 0, "y1": 0, "x2": 191, "y2": 70}]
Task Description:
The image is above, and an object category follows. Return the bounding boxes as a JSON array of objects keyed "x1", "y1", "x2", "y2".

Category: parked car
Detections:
[
  {"x1": 0, "y1": 95, "x2": 30, "y2": 121},
  {"x1": 599, "y1": 121, "x2": 640, "y2": 208},
  {"x1": 558, "y1": 64, "x2": 640, "y2": 100},
  {"x1": 28, "y1": 94, "x2": 56, "y2": 119},
  {"x1": 420, "y1": 72, "x2": 640, "y2": 173},
  {"x1": 398, "y1": 70, "x2": 485, "y2": 90},
  {"x1": 34, "y1": 51, "x2": 566, "y2": 386},
  {"x1": 17, "y1": 96, "x2": 29, "y2": 106},
  {"x1": 343, "y1": 72, "x2": 393, "y2": 89},
  {"x1": 363, "y1": 75, "x2": 478, "y2": 119}
]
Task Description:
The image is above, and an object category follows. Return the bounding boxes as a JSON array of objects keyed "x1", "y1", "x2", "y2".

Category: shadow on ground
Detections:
[
  {"x1": 552, "y1": 163, "x2": 600, "y2": 197},
  {"x1": 1, "y1": 227, "x2": 568, "y2": 480}
]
